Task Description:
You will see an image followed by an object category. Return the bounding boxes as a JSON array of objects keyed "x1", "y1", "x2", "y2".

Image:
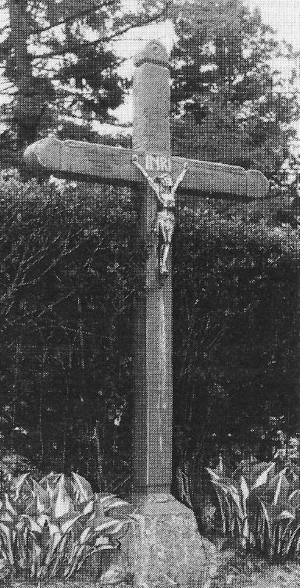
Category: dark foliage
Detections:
[{"x1": 0, "y1": 172, "x2": 299, "y2": 497}]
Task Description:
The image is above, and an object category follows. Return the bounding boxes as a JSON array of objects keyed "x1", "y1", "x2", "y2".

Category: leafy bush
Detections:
[
  {"x1": 0, "y1": 471, "x2": 128, "y2": 581},
  {"x1": 0, "y1": 170, "x2": 299, "y2": 491},
  {"x1": 207, "y1": 439, "x2": 300, "y2": 562}
]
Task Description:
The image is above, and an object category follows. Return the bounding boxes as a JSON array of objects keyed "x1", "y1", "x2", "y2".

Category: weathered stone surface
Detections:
[
  {"x1": 24, "y1": 137, "x2": 269, "y2": 199},
  {"x1": 121, "y1": 494, "x2": 217, "y2": 588},
  {"x1": 133, "y1": 41, "x2": 170, "y2": 154}
]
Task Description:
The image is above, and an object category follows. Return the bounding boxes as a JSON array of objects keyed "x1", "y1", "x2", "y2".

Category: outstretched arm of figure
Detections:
[
  {"x1": 171, "y1": 162, "x2": 188, "y2": 195},
  {"x1": 132, "y1": 155, "x2": 159, "y2": 194}
]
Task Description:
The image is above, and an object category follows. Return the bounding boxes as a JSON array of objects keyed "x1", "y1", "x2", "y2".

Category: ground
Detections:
[
  {"x1": 212, "y1": 559, "x2": 300, "y2": 588},
  {"x1": 10, "y1": 563, "x2": 300, "y2": 588}
]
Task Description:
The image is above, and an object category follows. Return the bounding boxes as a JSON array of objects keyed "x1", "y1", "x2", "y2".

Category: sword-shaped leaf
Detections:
[
  {"x1": 4, "y1": 494, "x2": 16, "y2": 516},
  {"x1": 95, "y1": 536, "x2": 110, "y2": 547},
  {"x1": 32, "y1": 479, "x2": 49, "y2": 513},
  {"x1": 94, "y1": 519, "x2": 120, "y2": 532},
  {"x1": 60, "y1": 514, "x2": 82, "y2": 536},
  {"x1": 289, "y1": 490, "x2": 300, "y2": 509},
  {"x1": 251, "y1": 463, "x2": 276, "y2": 490},
  {"x1": 0, "y1": 522, "x2": 15, "y2": 566},
  {"x1": 71, "y1": 472, "x2": 93, "y2": 504},
  {"x1": 99, "y1": 494, "x2": 127, "y2": 511},
  {"x1": 53, "y1": 481, "x2": 74, "y2": 520},
  {"x1": 14, "y1": 473, "x2": 30, "y2": 500},
  {"x1": 79, "y1": 526, "x2": 91, "y2": 544},
  {"x1": 83, "y1": 499, "x2": 94, "y2": 515}
]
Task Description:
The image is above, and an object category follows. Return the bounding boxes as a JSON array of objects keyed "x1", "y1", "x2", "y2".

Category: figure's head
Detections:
[{"x1": 154, "y1": 174, "x2": 173, "y2": 189}]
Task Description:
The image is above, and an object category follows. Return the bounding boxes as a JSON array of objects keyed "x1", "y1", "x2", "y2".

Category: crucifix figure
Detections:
[
  {"x1": 24, "y1": 39, "x2": 269, "y2": 586},
  {"x1": 132, "y1": 154, "x2": 188, "y2": 275}
]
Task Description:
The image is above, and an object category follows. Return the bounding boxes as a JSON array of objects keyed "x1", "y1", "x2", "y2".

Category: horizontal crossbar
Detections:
[{"x1": 24, "y1": 137, "x2": 269, "y2": 199}]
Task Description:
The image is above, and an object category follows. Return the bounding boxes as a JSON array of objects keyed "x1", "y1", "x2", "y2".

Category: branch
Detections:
[
  {"x1": 31, "y1": 9, "x2": 169, "y2": 60},
  {"x1": 30, "y1": 0, "x2": 117, "y2": 36}
]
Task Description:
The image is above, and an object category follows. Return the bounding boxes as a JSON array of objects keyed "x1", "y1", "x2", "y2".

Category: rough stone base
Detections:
[{"x1": 118, "y1": 493, "x2": 217, "y2": 588}]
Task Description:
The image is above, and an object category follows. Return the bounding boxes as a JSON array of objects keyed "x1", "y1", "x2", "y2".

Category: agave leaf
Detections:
[
  {"x1": 30, "y1": 543, "x2": 42, "y2": 579},
  {"x1": 213, "y1": 487, "x2": 227, "y2": 535},
  {"x1": 94, "y1": 519, "x2": 121, "y2": 532},
  {"x1": 242, "y1": 517, "x2": 249, "y2": 539},
  {"x1": 67, "y1": 545, "x2": 96, "y2": 578},
  {"x1": 39, "y1": 472, "x2": 62, "y2": 490},
  {"x1": 79, "y1": 526, "x2": 91, "y2": 544},
  {"x1": 56, "y1": 529, "x2": 73, "y2": 555},
  {"x1": 280, "y1": 518, "x2": 295, "y2": 543},
  {"x1": 53, "y1": 483, "x2": 74, "y2": 520},
  {"x1": 37, "y1": 514, "x2": 49, "y2": 527},
  {"x1": 0, "y1": 555, "x2": 12, "y2": 581},
  {"x1": 48, "y1": 521, "x2": 61, "y2": 538},
  {"x1": 95, "y1": 536, "x2": 110, "y2": 547},
  {"x1": 14, "y1": 473, "x2": 30, "y2": 500},
  {"x1": 0, "y1": 522, "x2": 15, "y2": 566},
  {"x1": 206, "y1": 467, "x2": 220, "y2": 481},
  {"x1": 106, "y1": 521, "x2": 125, "y2": 535},
  {"x1": 57, "y1": 533, "x2": 76, "y2": 572},
  {"x1": 15, "y1": 533, "x2": 27, "y2": 570},
  {"x1": 104, "y1": 499, "x2": 128, "y2": 510},
  {"x1": 240, "y1": 476, "x2": 249, "y2": 502},
  {"x1": 40, "y1": 473, "x2": 62, "y2": 504},
  {"x1": 32, "y1": 479, "x2": 49, "y2": 514},
  {"x1": 4, "y1": 494, "x2": 16, "y2": 516},
  {"x1": 88, "y1": 499, "x2": 105, "y2": 528},
  {"x1": 277, "y1": 510, "x2": 295, "y2": 521},
  {"x1": 64, "y1": 544, "x2": 88, "y2": 579},
  {"x1": 16, "y1": 514, "x2": 42, "y2": 533},
  {"x1": 251, "y1": 463, "x2": 275, "y2": 490},
  {"x1": 228, "y1": 486, "x2": 243, "y2": 517},
  {"x1": 272, "y1": 470, "x2": 289, "y2": 506},
  {"x1": 257, "y1": 501, "x2": 271, "y2": 540},
  {"x1": 0, "y1": 511, "x2": 14, "y2": 523},
  {"x1": 48, "y1": 533, "x2": 70, "y2": 577},
  {"x1": 71, "y1": 472, "x2": 93, "y2": 504},
  {"x1": 284, "y1": 521, "x2": 300, "y2": 555},
  {"x1": 40, "y1": 520, "x2": 50, "y2": 554},
  {"x1": 83, "y1": 499, "x2": 94, "y2": 515},
  {"x1": 60, "y1": 514, "x2": 82, "y2": 534},
  {"x1": 24, "y1": 496, "x2": 38, "y2": 516},
  {"x1": 289, "y1": 489, "x2": 300, "y2": 509},
  {"x1": 45, "y1": 523, "x2": 62, "y2": 556},
  {"x1": 99, "y1": 494, "x2": 127, "y2": 512}
]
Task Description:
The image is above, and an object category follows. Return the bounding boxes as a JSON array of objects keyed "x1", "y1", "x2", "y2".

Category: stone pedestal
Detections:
[{"x1": 120, "y1": 494, "x2": 217, "y2": 588}]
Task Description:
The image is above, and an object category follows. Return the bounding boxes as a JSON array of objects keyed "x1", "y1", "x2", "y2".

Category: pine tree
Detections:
[
  {"x1": 170, "y1": 0, "x2": 300, "y2": 177},
  {"x1": 0, "y1": 0, "x2": 167, "y2": 152}
]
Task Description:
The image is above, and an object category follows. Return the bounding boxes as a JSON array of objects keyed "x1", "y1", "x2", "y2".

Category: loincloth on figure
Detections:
[{"x1": 157, "y1": 209, "x2": 175, "y2": 237}]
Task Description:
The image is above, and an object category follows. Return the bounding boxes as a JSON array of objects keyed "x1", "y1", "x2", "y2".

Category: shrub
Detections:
[
  {"x1": 207, "y1": 440, "x2": 300, "y2": 562},
  {"x1": 0, "y1": 471, "x2": 128, "y2": 581}
]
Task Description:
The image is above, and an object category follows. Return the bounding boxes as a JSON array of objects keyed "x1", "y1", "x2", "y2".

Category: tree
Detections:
[
  {"x1": 169, "y1": 0, "x2": 300, "y2": 177},
  {"x1": 0, "y1": 0, "x2": 167, "y2": 153}
]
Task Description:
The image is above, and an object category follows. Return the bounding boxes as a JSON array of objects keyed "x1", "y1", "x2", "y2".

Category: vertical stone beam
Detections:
[{"x1": 132, "y1": 41, "x2": 172, "y2": 496}]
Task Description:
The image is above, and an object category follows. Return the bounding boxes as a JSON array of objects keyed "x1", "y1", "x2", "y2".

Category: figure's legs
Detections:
[
  {"x1": 160, "y1": 240, "x2": 170, "y2": 275},
  {"x1": 157, "y1": 215, "x2": 174, "y2": 276}
]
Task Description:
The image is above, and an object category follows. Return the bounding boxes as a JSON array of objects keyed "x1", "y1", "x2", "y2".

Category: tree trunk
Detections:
[{"x1": 9, "y1": 0, "x2": 44, "y2": 145}]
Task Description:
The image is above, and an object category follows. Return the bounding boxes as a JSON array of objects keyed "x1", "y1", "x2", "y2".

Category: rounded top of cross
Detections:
[{"x1": 134, "y1": 40, "x2": 169, "y2": 68}]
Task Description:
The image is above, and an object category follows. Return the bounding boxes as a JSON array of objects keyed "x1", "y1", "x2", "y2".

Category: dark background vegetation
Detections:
[{"x1": 0, "y1": 0, "x2": 299, "y2": 512}]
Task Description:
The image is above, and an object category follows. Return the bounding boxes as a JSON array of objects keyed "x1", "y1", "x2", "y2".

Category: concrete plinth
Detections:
[{"x1": 119, "y1": 494, "x2": 217, "y2": 588}]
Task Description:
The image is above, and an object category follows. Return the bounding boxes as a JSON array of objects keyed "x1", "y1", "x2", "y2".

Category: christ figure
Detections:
[{"x1": 133, "y1": 155, "x2": 188, "y2": 275}]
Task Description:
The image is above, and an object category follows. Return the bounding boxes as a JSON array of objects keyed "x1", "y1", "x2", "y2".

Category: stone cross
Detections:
[{"x1": 24, "y1": 40, "x2": 269, "y2": 502}]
